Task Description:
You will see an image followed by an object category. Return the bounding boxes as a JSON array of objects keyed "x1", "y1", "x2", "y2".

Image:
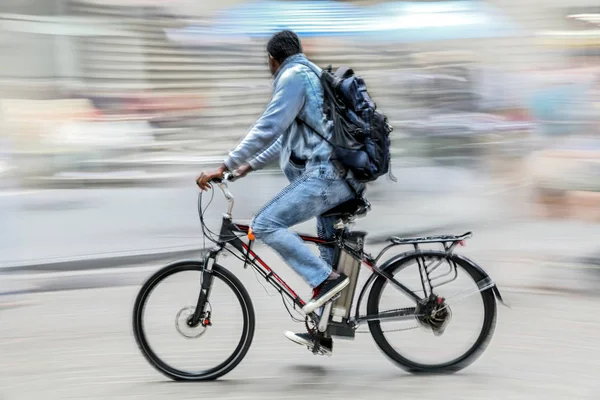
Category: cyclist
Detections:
[{"x1": 196, "y1": 30, "x2": 363, "y2": 353}]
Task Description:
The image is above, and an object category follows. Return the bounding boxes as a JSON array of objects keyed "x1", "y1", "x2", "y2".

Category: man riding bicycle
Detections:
[{"x1": 196, "y1": 30, "x2": 364, "y2": 353}]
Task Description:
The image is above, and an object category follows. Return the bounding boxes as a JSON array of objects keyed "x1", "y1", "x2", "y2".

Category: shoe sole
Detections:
[
  {"x1": 284, "y1": 331, "x2": 332, "y2": 356},
  {"x1": 284, "y1": 331, "x2": 312, "y2": 346},
  {"x1": 302, "y1": 278, "x2": 349, "y2": 314}
]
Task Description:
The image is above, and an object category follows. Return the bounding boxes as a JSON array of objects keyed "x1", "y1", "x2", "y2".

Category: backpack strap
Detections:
[{"x1": 291, "y1": 60, "x2": 334, "y2": 148}]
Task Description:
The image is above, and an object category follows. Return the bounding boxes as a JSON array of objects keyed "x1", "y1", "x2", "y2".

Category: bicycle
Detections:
[{"x1": 133, "y1": 172, "x2": 508, "y2": 381}]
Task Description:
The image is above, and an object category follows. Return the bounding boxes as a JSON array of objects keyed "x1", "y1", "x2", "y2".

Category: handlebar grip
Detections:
[{"x1": 210, "y1": 171, "x2": 238, "y2": 184}]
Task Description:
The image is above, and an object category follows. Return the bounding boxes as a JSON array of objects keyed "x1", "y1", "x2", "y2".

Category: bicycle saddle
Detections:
[{"x1": 321, "y1": 197, "x2": 371, "y2": 218}]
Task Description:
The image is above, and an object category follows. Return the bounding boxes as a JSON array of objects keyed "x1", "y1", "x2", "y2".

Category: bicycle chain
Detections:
[
  {"x1": 377, "y1": 306, "x2": 419, "y2": 318},
  {"x1": 304, "y1": 307, "x2": 420, "y2": 335},
  {"x1": 304, "y1": 315, "x2": 319, "y2": 338},
  {"x1": 356, "y1": 325, "x2": 419, "y2": 334},
  {"x1": 356, "y1": 306, "x2": 420, "y2": 334}
]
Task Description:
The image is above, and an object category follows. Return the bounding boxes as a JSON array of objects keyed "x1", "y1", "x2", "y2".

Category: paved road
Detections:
[{"x1": 1, "y1": 273, "x2": 598, "y2": 400}]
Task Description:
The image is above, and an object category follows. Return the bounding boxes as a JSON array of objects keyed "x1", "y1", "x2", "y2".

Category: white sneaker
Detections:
[
  {"x1": 302, "y1": 274, "x2": 349, "y2": 314},
  {"x1": 284, "y1": 331, "x2": 332, "y2": 356}
]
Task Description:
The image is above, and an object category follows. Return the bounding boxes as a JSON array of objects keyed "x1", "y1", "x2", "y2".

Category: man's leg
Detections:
[
  {"x1": 317, "y1": 214, "x2": 338, "y2": 268},
  {"x1": 282, "y1": 213, "x2": 339, "y2": 354},
  {"x1": 251, "y1": 166, "x2": 354, "y2": 312}
]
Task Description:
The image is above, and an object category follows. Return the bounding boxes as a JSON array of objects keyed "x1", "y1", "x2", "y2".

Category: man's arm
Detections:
[
  {"x1": 248, "y1": 135, "x2": 282, "y2": 171},
  {"x1": 232, "y1": 137, "x2": 282, "y2": 180},
  {"x1": 223, "y1": 69, "x2": 305, "y2": 171}
]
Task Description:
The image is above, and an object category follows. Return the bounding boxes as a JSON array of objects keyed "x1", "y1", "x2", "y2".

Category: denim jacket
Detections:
[{"x1": 223, "y1": 54, "x2": 334, "y2": 174}]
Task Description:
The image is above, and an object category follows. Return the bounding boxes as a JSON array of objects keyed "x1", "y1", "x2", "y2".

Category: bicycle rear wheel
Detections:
[
  {"x1": 367, "y1": 250, "x2": 496, "y2": 374},
  {"x1": 133, "y1": 261, "x2": 255, "y2": 381}
]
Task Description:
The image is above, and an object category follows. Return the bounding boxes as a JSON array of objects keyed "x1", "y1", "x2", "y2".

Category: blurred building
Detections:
[
  {"x1": 0, "y1": 0, "x2": 599, "y2": 192},
  {"x1": 2, "y1": 0, "x2": 599, "y2": 98}
]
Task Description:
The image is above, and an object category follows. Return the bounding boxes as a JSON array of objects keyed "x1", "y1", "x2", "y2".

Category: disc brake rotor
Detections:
[{"x1": 175, "y1": 306, "x2": 208, "y2": 339}]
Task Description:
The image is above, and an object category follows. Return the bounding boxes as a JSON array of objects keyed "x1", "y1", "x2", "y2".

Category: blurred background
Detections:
[{"x1": 1, "y1": 0, "x2": 600, "y2": 398}]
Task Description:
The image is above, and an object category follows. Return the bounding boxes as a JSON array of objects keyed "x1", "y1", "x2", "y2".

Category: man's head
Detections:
[{"x1": 266, "y1": 30, "x2": 302, "y2": 76}]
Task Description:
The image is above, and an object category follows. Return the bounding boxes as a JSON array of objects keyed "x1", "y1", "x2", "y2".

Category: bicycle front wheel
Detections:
[
  {"x1": 367, "y1": 250, "x2": 497, "y2": 374},
  {"x1": 133, "y1": 261, "x2": 255, "y2": 381}
]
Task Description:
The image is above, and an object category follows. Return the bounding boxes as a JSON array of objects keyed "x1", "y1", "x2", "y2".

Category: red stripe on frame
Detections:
[
  {"x1": 362, "y1": 258, "x2": 375, "y2": 270},
  {"x1": 235, "y1": 224, "x2": 250, "y2": 232},
  {"x1": 236, "y1": 225, "x2": 323, "y2": 244},
  {"x1": 241, "y1": 243, "x2": 305, "y2": 305},
  {"x1": 299, "y1": 235, "x2": 327, "y2": 244}
]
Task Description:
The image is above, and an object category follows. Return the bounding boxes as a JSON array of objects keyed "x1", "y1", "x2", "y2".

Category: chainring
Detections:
[{"x1": 304, "y1": 315, "x2": 319, "y2": 338}]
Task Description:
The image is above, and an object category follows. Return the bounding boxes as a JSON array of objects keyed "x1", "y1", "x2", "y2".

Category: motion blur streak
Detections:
[{"x1": 1, "y1": 0, "x2": 600, "y2": 399}]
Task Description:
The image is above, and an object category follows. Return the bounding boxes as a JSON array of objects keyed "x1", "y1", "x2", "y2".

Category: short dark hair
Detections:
[{"x1": 266, "y1": 30, "x2": 302, "y2": 64}]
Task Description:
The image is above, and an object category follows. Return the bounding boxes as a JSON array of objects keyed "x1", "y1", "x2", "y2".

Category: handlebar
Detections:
[
  {"x1": 209, "y1": 171, "x2": 238, "y2": 217},
  {"x1": 210, "y1": 171, "x2": 239, "y2": 185}
]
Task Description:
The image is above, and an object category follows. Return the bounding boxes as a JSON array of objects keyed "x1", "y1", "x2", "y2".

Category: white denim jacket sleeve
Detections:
[{"x1": 247, "y1": 135, "x2": 282, "y2": 170}]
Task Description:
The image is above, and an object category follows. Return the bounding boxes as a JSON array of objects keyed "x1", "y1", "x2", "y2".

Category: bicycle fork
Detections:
[{"x1": 188, "y1": 257, "x2": 216, "y2": 327}]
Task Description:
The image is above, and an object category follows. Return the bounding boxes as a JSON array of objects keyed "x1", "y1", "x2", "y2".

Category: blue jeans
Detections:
[{"x1": 251, "y1": 162, "x2": 355, "y2": 288}]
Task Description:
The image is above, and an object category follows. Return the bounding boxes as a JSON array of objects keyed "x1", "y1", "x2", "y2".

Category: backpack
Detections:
[{"x1": 299, "y1": 63, "x2": 395, "y2": 183}]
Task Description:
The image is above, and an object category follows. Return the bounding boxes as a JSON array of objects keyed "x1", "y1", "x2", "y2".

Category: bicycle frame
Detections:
[
  {"x1": 199, "y1": 214, "x2": 422, "y2": 325},
  {"x1": 191, "y1": 178, "x2": 428, "y2": 330},
  {"x1": 137, "y1": 177, "x2": 508, "y2": 379}
]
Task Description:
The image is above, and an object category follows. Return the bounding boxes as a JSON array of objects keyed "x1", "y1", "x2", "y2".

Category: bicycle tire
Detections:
[
  {"x1": 367, "y1": 250, "x2": 497, "y2": 374},
  {"x1": 133, "y1": 261, "x2": 255, "y2": 381}
]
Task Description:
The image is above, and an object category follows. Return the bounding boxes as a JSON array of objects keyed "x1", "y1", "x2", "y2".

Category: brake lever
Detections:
[
  {"x1": 223, "y1": 171, "x2": 240, "y2": 182},
  {"x1": 211, "y1": 171, "x2": 238, "y2": 184}
]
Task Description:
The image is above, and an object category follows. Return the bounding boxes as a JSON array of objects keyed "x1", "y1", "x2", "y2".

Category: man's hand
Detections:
[
  {"x1": 235, "y1": 164, "x2": 253, "y2": 179},
  {"x1": 196, "y1": 165, "x2": 227, "y2": 191}
]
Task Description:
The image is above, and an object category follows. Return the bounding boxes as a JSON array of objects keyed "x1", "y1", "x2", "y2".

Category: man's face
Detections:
[{"x1": 268, "y1": 54, "x2": 279, "y2": 77}]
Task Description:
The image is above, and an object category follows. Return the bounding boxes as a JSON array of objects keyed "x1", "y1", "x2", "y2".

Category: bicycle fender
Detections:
[{"x1": 450, "y1": 253, "x2": 511, "y2": 309}]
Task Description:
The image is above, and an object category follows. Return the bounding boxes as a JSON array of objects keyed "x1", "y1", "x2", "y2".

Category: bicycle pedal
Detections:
[
  {"x1": 308, "y1": 336, "x2": 333, "y2": 357},
  {"x1": 308, "y1": 344, "x2": 332, "y2": 357}
]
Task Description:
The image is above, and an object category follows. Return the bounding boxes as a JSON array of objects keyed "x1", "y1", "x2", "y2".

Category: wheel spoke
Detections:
[{"x1": 438, "y1": 276, "x2": 496, "y2": 311}]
